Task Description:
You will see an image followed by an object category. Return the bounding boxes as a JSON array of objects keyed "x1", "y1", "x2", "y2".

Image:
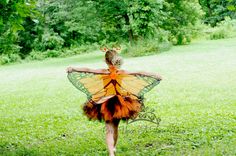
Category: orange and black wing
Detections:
[
  {"x1": 67, "y1": 71, "x2": 113, "y2": 103},
  {"x1": 114, "y1": 73, "x2": 161, "y2": 99},
  {"x1": 68, "y1": 71, "x2": 161, "y2": 104}
]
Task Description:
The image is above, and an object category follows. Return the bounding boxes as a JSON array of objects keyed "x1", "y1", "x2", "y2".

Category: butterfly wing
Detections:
[
  {"x1": 68, "y1": 71, "x2": 161, "y2": 104},
  {"x1": 115, "y1": 73, "x2": 161, "y2": 99},
  {"x1": 68, "y1": 71, "x2": 118, "y2": 103}
]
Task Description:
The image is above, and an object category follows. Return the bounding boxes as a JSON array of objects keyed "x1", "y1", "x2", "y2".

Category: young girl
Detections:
[{"x1": 67, "y1": 49, "x2": 161, "y2": 156}]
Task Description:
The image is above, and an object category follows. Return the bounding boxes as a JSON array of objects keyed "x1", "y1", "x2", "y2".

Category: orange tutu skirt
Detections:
[{"x1": 83, "y1": 95, "x2": 142, "y2": 122}]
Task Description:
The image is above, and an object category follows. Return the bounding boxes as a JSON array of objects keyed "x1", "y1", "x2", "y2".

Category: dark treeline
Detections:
[{"x1": 0, "y1": 0, "x2": 236, "y2": 64}]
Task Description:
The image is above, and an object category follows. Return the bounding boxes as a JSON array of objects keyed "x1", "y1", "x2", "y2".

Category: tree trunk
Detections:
[
  {"x1": 123, "y1": 14, "x2": 133, "y2": 43},
  {"x1": 206, "y1": 0, "x2": 212, "y2": 18}
]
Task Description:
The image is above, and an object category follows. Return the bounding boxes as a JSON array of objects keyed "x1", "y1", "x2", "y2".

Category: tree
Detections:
[
  {"x1": 160, "y1": 0, "x2": 203, "y2": 44},
  {"x1": 0, "y1": 0, "x2": 37, "y2": 55},
  {"x1": 93, "y1": 0, "x2": 162, "y2": 43},
  {"x1": 199, "y1": 0, "x2": 236, "y2": 26}
]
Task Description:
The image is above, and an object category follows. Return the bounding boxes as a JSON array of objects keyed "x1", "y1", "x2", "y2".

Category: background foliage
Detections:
[
  {"x1": 0, "y1": 0, "x2": 236, "y2": 64},
  {"x1": 199, "y1": 0, "x2": 236, "y2": 26}
]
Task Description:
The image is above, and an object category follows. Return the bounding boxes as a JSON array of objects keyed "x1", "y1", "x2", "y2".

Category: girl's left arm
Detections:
[{"x1": 118, "y1": 69, "x2": 162, "y2": 80}]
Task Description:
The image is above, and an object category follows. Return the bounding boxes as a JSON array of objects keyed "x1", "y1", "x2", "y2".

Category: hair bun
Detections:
[
  {"x1": 105, "y1": 50, "x2": 123, "y2": 68},
  {"x1": 113, "y1": 56, "x2": 123, "y2": 68}
]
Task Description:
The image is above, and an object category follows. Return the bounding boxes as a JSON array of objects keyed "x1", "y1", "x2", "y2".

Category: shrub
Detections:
[
  {"x1": 26, "y1": 43, "x2": 99, "y2": 61},
  {"x1": 26, "y1": 50, "x2": 62, "y2": 60},
  {"x1": 207, "y1": 17, "x2": 236, "y2": 40},
  {"x1": 33, "y1": 30, "x2": 65, "y2": 51},
  {"x1": 122, "y1": 38, "x2": 171, "y2": 57},
  {"x1": 210, "y1": 29, "x2": 229, "y2": 40},
  {"x1": 169, "y1": 26, "x2": 193, "y2": 45},
  {"x1": 44, "y1": 50, "x2": 62, "y2": 58},
  {"x1": 0, "y1": 31, "x2": 21, "y2": 55},
  {"x1": 26, "y1": 50, "x2": 47, "y2": 61},
  {"x1": 0, "y1": 54, "x2": 21, "y2": 65},
  {"x1": 0, "y1": 55, "x2": 11, "y2": 65},
  {"x1": 61, "y1": 44, "x2": 99, "y2": 57},
  {"x1": 0, "y1": 32, "x2": 22, "y2": 65}
]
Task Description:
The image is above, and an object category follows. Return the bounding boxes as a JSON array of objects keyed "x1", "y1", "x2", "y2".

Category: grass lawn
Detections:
[{"x1": 1, "y1": 38, "x2": 236, "y2": 155}]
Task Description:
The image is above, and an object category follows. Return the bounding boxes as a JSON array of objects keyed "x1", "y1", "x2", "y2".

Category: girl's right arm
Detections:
[{"x1": 66, "y1": 67, "x2": 109, "y2": 74}]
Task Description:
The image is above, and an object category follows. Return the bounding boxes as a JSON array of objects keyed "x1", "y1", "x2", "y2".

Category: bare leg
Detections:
[
  {"x1": 113, "y1": 119, "x2": 120, "y2": 150},
  {"x1": 106, "y1": 122, "x2": 115, "y2": 156},
  {"x1": 105, "y1": 120, "x2": 120, "y2": 156}
]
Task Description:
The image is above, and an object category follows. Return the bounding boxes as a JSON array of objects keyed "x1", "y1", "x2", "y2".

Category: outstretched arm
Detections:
[
  {"x1": 118, "y1": 70, "x2": 162, "y2": 81},
  {"x1": 66, "y1": 67, "x2": 109, "y2": 74}
]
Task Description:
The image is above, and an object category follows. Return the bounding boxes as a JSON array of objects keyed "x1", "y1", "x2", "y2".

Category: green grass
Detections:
[{"x1": 1, "y1": 38, "x2": 236, "y2": 156}]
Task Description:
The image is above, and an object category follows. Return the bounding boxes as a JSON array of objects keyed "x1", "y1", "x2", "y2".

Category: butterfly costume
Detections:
[{"x1": 67, "y1": 63, "x2": 161, "y2": 122}]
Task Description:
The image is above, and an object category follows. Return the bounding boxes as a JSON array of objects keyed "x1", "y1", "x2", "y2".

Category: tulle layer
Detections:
[{"x1": 83, "y1": 95, "x2": 142, "y2": 121}]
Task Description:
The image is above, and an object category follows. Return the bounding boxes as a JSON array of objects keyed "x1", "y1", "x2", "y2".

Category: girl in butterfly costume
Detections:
[{"x1": 67, "y1": 49, "x2": 161, "y2": 156}]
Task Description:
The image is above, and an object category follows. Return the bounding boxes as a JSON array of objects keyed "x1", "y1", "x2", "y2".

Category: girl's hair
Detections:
[{"x1": 105, "y1": 50, "x2": 123, "y2": 68}]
